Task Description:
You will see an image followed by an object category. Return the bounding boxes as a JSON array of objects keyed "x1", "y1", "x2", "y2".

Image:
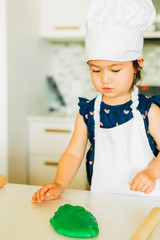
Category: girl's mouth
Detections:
[{"x1": 103, "y1": 87, "x2": 113, "y2": 93}]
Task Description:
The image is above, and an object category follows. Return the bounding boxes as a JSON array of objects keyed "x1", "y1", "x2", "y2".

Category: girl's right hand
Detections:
[{"x1": 32, "y1": 183, "x2": 64, "y2": 204}]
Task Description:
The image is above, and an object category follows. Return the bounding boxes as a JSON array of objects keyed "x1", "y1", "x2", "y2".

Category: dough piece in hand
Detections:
[
  {"x1": 0, "y1": 174, "x2": 7, "y2": 188},
  {"x1": 50, "y1": 204, "x2": 99, "y2": 238}
]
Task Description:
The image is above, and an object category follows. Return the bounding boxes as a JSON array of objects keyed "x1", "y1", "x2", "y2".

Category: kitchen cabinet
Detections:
[
  {"x1": 39, "y1": 0, "x2": 160, "y2": 41},
  {"x1": 27, "y1": 115, "x2": 89, "y2": 190},
  {"x1": 39, "y1": 0, "x2": 90, "y2": 40}
]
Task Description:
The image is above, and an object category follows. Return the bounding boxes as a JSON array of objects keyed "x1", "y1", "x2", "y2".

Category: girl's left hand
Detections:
[{"x1": 129, "y1": 169, "x2": 156, "y2": 194}]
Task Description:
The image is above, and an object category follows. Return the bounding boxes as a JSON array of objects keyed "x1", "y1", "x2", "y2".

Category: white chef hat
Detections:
[{"x1": 85, "y1": 0, "x2": 156, "y2": 62}]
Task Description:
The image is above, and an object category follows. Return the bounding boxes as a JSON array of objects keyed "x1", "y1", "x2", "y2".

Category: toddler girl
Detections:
[{"x1": 32, "y1": 0, "x2": 160, "y2": 203}]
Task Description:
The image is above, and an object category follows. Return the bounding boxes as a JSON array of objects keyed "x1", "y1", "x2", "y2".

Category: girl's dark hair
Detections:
[{"x1": 132, "y1": 60, "x2": 142, "y2": 85}]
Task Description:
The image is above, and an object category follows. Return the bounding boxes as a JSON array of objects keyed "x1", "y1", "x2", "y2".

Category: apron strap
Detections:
[
  {"x1": 94, "y1": 94, "x2": 102, "y2": 128},
  {"x1": 130, "y1": 86, "x2": 141, "y2": 118}
]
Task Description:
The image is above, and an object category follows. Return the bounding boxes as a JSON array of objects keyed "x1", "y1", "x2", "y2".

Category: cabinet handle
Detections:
[
  {"x1": 55, "y1": 26, "x2": 79, "y2": 30},
  {"x1": 45, "y1": 129, "x2": 71, "y2": 133},
  {"x1": 44, "y1": 161, "x2": 58, "y2": 166}
]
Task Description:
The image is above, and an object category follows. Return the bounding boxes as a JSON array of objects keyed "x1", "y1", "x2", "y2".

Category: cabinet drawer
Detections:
[
  {"x1": 28, "y1": 122, "x2": 73, "y2": 155},
  {"x1": 40, "y1": 0, "x2": 90, "y2": 40},
  {"x1": 28, "y1": 154, "x2": 89, "y2": 190},
  {"x1": 28, "y1": 155, "x2": 58, "y2": 186}
]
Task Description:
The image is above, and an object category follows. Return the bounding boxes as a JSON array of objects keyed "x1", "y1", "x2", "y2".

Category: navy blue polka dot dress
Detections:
[{"x1": 78, "y1": 93, "x2": 160, "y2": 186}]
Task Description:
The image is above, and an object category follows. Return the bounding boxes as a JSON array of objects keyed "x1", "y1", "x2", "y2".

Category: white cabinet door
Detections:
[
  {"x1": 27, "y1": 116, "x2": 89, "y2": 190},
  {"x1": 39, "y1": 0, "x2": 90, "y2": 40}
]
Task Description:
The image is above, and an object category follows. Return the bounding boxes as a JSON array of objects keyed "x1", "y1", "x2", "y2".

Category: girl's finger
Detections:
[
  {"x1": 134, "y1": 181, "x2": 145, "y2": 192},
  {"x1": 32, "y1": 194, "x2": 36, "y2": 203},
  {"x1": 140, "y1": 184, "x2": 150, "y2": 193},
  {"x1": 32, "y1": 191, "x2": 39, "y2": 203},
  {"x1": 145, "y1": 186, "x2": 153, "y2": 194},
  {"x1": 36, "y1": 191, "x2": 42, "y2": 203},
  {"x1": 130, "y1": 179, "x2": 140, "y2": 190},
  {"x1": 40, "y1": 184, "x2": 54, "y2": 199}
]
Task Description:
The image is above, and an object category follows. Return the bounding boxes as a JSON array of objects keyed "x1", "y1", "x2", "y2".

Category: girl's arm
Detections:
[
  {"x1": 130, "y1": 103, "x2": 160, "y2": 194},
  {"x1": 32, "y1": 113, "x2": 88, "y2": 203},
  {"x1": 146, "y1": 103, "x2": 160, "y2": 178},
  {"x1": 54, "y1": 112, "x2": 88, "y2": 189}
]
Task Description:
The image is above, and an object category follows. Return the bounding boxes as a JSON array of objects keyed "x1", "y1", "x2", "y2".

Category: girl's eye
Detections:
[
  {"x1": 112, "y1": 69, "x2": 120, "y2": 73},
  {"x1": 92, "y1": 70, "x2": 100, "y2": 73}
]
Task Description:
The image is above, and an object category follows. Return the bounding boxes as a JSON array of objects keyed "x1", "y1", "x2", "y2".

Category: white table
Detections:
[{"x1": 0, "y1": 183, "x2": 160, "y2": 240}]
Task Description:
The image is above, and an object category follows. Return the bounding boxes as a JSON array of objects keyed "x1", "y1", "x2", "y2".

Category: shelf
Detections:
[
  {"x1": 144, "y1": 31, "x2": 160, "y2": 39},
  {"x1": 138, "y1": 82, "x2": 160, "y2": 87}
]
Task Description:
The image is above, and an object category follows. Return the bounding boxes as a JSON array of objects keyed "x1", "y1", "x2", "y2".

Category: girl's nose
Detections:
[{"x1": 101, "y1": 71, "x2": 111, "y2": 84}]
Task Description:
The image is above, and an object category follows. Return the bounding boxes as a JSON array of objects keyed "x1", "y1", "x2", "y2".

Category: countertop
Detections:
[
  {"x1": 27, "y1": 107, "x2": 78, "y2": 121},
  {"x1": 0, "y1": 184, "x2": 160, "y2": 240},
  {"x1": 27, "y1": 111, "x2": 76, "y2": 125}
]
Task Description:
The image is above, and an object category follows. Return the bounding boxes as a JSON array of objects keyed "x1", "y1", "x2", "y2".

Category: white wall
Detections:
[
  {"x1": 7, "y1": 0, "x2": 53, "y2": 183},
  {"x1": 0, "y1": 0, "x2": 8, "y2": 177}
]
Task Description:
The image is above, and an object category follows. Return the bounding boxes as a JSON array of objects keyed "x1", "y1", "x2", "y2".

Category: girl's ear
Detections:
[{"x1": 137, "y1": 56, "x2": 145, "y2": 68}]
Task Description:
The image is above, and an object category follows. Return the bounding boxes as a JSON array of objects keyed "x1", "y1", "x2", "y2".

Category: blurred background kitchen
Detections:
[{"x1": 0, "y1": 0, "x2": 160, "y2": 189}]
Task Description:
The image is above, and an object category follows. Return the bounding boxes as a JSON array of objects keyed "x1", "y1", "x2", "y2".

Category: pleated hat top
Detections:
[{"x1": 85, "y1": 0, "x2": 156, "y2": 62}]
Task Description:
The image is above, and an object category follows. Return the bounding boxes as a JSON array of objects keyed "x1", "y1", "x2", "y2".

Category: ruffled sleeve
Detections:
[
  {"x1": 78, "y1": 97, "x2": 95, "y2": 126},
  {"x1": 150, "y1": 95, "x2": 160, "y2": 107}
]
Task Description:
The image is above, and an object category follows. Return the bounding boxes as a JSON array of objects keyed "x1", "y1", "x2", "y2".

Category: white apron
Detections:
[{"x1": 91, "y1": 86, "x2": 160, "y2": 197}]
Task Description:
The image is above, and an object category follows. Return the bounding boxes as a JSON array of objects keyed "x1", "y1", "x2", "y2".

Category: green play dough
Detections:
[{"x1": 50, "y1": 204, "x2": 99, "y2": 238}]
